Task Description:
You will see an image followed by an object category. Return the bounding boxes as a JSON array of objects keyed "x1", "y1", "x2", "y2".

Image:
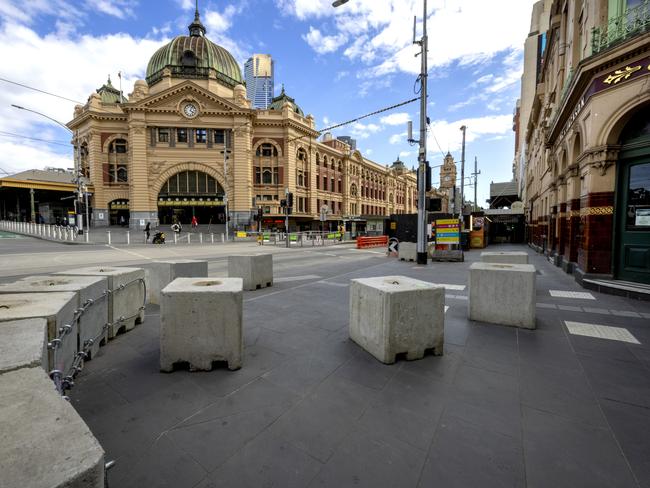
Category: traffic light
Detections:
[
  {"x1": 287, "y1": 192, "x2": 294, "y2": 208},
  {"x1": 258, "y1": 207, "x2": 263, "y2": 221},
  {"x1": 417, "y1": 161, "x2": 431, "y2": 192},
  {"x1": 427, "y1": 198, "x2": 442, "y2": 212},
  {"x1": 280, "y1": 199, "x2": 287, "y2": 208}
]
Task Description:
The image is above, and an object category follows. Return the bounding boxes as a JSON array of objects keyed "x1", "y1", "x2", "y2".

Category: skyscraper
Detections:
[{"x1": 244, "y1": 54, "x2": 274, "y2": 109}]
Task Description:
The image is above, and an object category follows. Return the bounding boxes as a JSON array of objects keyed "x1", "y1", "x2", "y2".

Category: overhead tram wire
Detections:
[
  {"x1": 0, "y1": 77, "x2": 85, "y2": 105},
  {"x1": 0, "y1": 131, "x2": 71, "y2": 147},
  {"x1": 286, "y1": 96, "x2": 420, "y2": 144}
]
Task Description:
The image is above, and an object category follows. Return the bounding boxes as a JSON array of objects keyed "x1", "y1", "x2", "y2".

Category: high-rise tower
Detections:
[{"x1": 244, "y1": 54, "x2": 274, "y2": 109}]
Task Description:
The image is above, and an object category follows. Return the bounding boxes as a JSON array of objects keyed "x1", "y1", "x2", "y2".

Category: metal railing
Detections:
[{"x1": 592, "y1": 0, "x2": 650, "y2": 55}]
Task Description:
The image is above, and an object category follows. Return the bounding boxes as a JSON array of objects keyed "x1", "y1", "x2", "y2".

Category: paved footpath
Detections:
[{"x1": 6, "y1": 240, "x2": 650, "y2": 488}]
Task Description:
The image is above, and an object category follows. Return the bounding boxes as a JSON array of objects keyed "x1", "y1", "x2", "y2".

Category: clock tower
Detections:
[{"x1": 439, "y1": 152, "x2": 457, "y2": 190}]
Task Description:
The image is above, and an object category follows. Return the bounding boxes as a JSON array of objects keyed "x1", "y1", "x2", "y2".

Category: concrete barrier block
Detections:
[
  {"x1": 57, "y1": 267, "x2": 145, "y2": 338},
  {"x1": 228, "y1": 254, "x2": 273, "y2": 291},
  {"x1": 480, "y1": 251, "x2": 529, "y2": 264},
  {"x1": 468, "y1": 262, "x2": 536, "y2": 329},
  {"x1": 398, "y1": 242, "x2": 417, "y2": 262},
  {"x1": 0, "y1": 292, "x2": 77, "y2": 374},
  {"x1": 0, "y1": 368, "x2": 104, "y2": 488},
  {"x1": 430, "y1": 249, "x2": 464, "y2": 262},
  {"x1": 160, "y1": 278, "x2": 243, "y2": 372},
  {"x1": 349, "y1": 276, "x2": 445, "y2": 364},
  {"x1": 147, "y1": 260, "x2": 208, "y2": 305},
  {"x1": 0, "y1": 318, "x2": 48, "y2": 374},
  {"x1": 0, "y1": 275, "x2": 109, "y2": 360}
]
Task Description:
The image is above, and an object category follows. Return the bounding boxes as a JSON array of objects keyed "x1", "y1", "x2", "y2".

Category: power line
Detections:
[
  {"x1": 287, "y1": 97, "x2": 419, "y2": 144},
  {"x1": 0, "y1": 131, "x2": 71, "y2": 147},
  {"x1": 0, "y1": 77, "x2": 85, "y2": 105}
]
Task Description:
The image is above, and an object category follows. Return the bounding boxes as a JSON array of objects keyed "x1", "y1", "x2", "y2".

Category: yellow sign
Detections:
[
  {"x1": 236, "y1": 231, "x2": 247, "y2": 238},
  {"x1": 390, "y1": 222, "x2": 397, "y2": 230}
]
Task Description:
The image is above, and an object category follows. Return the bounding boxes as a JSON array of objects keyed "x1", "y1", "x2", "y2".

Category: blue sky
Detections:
[{"x1": 0, "y1": 0, "x2": 536, "y2": 206}]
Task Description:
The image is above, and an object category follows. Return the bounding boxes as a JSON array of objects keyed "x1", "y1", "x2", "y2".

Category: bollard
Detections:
[
  {"x1": 85, "y1": 231, "x2": 89, "y2": 243},
  {"x1": 199, "y1": 233, "x2": 203, "y2": 244},
  {"x1": 106, "y1": 230, "x2": 111, "y2": 246},
  {"x1": 64, "y1": 228, "x2": 68, "y2": 240},
  {"x1": 126, "y1": 231, "x2": 130, "y2": 245},
  {"x1": 70, "y1": 229, "x2": 75, "y2": 242},
  {"x1": 211, "y1": 233, "x2": 214, "y2": 244},
  {"x1": 187, "y1": 233, "x2": 191, "y2": 244},
  {"x1": 221, "y1": 233, "x2": 225, "y2": 243},
  {"x1": 174, "y1": 233, "x2": 178, "y2": 244}
]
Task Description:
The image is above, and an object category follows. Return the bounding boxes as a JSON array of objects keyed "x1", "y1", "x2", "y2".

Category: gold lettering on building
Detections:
[{"x1": 604, "y1": 65, "x2": 642, "y2": 84}]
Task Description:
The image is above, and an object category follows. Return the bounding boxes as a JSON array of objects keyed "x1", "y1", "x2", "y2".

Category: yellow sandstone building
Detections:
[{"x1": 68, "y1": 9, "x2": 419, "y2": 234}]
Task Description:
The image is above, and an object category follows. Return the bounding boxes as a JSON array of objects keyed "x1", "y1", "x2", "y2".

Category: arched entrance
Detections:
[
  {"x1": 157, "y1": 170, "x2": 226, "y2": 226},
  {"x1": 108, "y1": 199, "x2": 129, "y2": 226},
  {"x1": 615, "y1": 110, "x2": 650, "y2": 284}
]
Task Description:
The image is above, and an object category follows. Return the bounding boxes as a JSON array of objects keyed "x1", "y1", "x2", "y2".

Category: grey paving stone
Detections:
[
  {"x1": 307, "y1": 428, "x2": 425, "y2": 488},
  {"x1": 519, "y1": 362, "x2": 607, "y2": 428},
  {"x1": 200, "y1": 431, "x2": 323, "y2": 488},
  {"x1": 261, "y1": 353, "x2": 344, "y2": 396},
  {"x1": 522, "y1": 406, "x2": 638, "y2": 488},
  {"x1": 535, "y1": 302, "x2": 556, "y2": 309},
  {"x1": 418, "y1": 413, "x2": 525, "y2": 488},
  {"x1": 114, "y1": 435, "x2": 206, "y2": 488},
  {"x1": 358, "y1": 402, "x2": 437, "y2": 451},
  {"x1": 600, "y1": 398, "x2": 650, "y2": 487},
  {"x1": 333, "y1": 349, "x2": 397, "y2": 390},
  {"x1": 166, "y1": 403, "x2": 287, "y2": 473},
  {"x1": 517, "y1": 328, "x2": 583, "y2": 371},
  {"x1": 399, "y1": 343, "x2": 464, "y2": 384},
  {"x1": 583, "y1": 307, "x2": 611, "y2": 315},
  {"x1": 557, "y1": 305, "x2": 583, "y2": 312},
  {"x1": 612, "y1": 310, "x2": 642, "y2": 318}
]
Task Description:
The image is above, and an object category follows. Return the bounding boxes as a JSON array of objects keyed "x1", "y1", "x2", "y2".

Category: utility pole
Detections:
[
  {"x1": 459, "y1": 125, "x2": 466, "y2": 225},
  {"x1": 221, "y1": 147, "x2": 232, "y2": 241},
  {"x1": 472, "y1": 156, "x2": 481, "y2": 212},
  {"x1": 415, "y1": 0, "x2": 429, "y2": 265}
]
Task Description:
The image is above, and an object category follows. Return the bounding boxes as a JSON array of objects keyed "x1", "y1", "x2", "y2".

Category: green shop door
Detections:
[{"x1": 616, "y1": 160, "x2": 650, "y2": 284}]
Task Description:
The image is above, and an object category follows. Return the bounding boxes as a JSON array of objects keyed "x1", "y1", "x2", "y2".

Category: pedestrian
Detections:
[
  {"x1": 144, "y1": 222, "x2": 151, "y2": 243},
  {"x1": 191, "y1": 215, "x2": 198, "y2": 230},
  {"x1": 119, "y1": 215, "x2": 126, "y2": 227}
]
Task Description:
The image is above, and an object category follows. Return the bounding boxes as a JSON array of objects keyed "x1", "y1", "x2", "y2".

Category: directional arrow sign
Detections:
[{"x1": 388, "y1": 238, "x2": 399, "y2": 253}]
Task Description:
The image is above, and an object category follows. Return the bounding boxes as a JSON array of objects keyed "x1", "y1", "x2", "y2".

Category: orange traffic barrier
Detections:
[{"x1": 356, "y1": 236, "x2": 388, "y2": 249}]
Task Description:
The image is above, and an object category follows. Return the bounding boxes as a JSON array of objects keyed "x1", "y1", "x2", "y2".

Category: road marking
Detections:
[
  {"x1": 536, "y1": 303, "x2": 557, "y2": 309},
  {"x1": 558, "y1": 305, "x2": 582, "y2": 312},
  {"x1": 106, "y1": 245, "x2": 153, "y2": 260},
  {"x1": 432, "y1": 284, "x2": 466, "y2": 291},
  {"x1": 317, "y1": 281, "x2": 349, "y2": 287},
  {"x1": 445, "y1": 294, "x2": 468, "y2": 300},
  {"x1": 275, "y1": 274, "x2": 322, "y2": 283},
  {"x1": 582, "y1": 307, "x2": 611, "y2": 315},
  {"x1": 549, "y1": 290, "x2": 596, "y2": 299},
  {"x1": 611, "y1": 310, "x2": 642, "y2": 318},
  {"x1": 565, "y1": 320, "x2": 640, "y2": 344}
]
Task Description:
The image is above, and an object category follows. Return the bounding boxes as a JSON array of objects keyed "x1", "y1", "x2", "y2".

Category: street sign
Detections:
[
  {"x1": 388, "y1": 237, "x2": 399, "y2": 256},
  {"x1": 435, "y1": 219, "x2": 460, "y2": 244}
]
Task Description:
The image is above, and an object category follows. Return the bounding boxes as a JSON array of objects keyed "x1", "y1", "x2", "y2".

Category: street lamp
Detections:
[
  {"x1": 220, "y1": 148, "x2": 232, "y2": 241},
  {"x1": 11, "y1": 104, "x2": 85, "y2": 234}
]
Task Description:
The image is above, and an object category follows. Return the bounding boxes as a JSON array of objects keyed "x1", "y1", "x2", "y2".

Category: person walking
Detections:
[
  {"x1": 191, "y1": 215, "x2": 198, "y2": 230},
  {"x1": 119, "y1": 215, "x2": 126, "y2": 227},
  {"x1": 144, "y1": 222, "x2": 151, "y2": 243}
]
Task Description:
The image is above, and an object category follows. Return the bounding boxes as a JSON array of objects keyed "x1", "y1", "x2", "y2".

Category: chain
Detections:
[{"x1": 54, "y1": 278, "x2": 147, "y2": 397}]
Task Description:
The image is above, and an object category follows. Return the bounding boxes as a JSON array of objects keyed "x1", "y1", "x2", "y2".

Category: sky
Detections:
[{"x1": 0, "y1": 0, "x2": 536, "y2": 207}]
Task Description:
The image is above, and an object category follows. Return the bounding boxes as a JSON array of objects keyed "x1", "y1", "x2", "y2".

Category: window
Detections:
[
  {"x1": 262, "y1": 168, "x2": 273, "y2": 184},
  {"x1": 109, "y1": 139, "x2": 127, "y2": 153},
  {"x1": 158, "y1": 128, "x2": 169, "y2": 143},
  {"x1": 256, "y1": 143, "x2": 277, "y2": 157},
  {"x1": 627, "y1": 162, "x2": 650, "y2": 229},
  {"x1": 181, "y1": 50, "x2": 197, "y2": 67},
  {"x1": 214, "y1": 129, "x2": 225, "y2": 145},
  {"x1": 117, "y1": 166, "x2": 128, "y2": 182},
  {"x1": 297, "y1": 173, "x2": 304, "y2": 187},
  {"x1": 255, "y1": 168, "x2": 261, "y2": 184},
  {"x1": 338, "y1": 179, "x2": 342, "y2": 193},
  {"x1": 177, "y1": 128, "x2": 188, "y2": 143},
  {"x1": 331, "y1": 178, "x2": 335, "y2": 193},
  {"x1": 196, "y1": 129, "x2": 207, "y2": 143},
  {"x1": 323, "y1": 176, "x2": 328, "y2": 191}
]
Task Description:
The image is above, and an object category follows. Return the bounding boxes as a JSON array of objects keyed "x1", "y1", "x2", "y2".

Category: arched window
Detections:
[
  {"x1": 262, "y1": 169, "x2": 273, "y2": 184},
  {"x1": 256, "y1": 143, "x2": 278, "y2": 157},
  {"x1": 182, "y1": 50, "x2": 197, "y2": 68},
  {"x1": 350, "y1": 183, "x2": 358, "y2": 197},
  {"x1": 107, "y1": 138, "x2": 128, "y2": 183}
]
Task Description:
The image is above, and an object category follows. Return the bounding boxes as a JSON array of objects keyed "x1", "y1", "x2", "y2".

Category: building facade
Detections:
[
  {"x1": 68, "y1": 9, "x2": 419, "y2": 233},
  {"x1": 515, "y1": 0, "x2": 650, "y2": 285},
  {"x1": 244, "y1": 54, "x2": 274, "y2": 110}
]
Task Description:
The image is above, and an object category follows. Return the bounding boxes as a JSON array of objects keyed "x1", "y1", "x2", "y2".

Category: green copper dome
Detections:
[
  {"x1": 145, "y1": 7, "x2": 243, "y2": 88},
  {"x1": 268, "y1": 86, "x2": 304, "y2": 116}
]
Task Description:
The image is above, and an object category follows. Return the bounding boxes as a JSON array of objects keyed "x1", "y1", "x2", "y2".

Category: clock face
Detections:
[
  {"x1": 444, "y1": 175, "x2": 451, "y2": 182},
  {"x1": 183, "y1": 103, "x2": 198, "y2": 118}
]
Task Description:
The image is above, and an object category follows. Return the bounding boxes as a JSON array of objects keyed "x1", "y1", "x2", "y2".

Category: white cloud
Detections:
[
  {"x1": 85, "y1": 0, "x2": 137, "y2": 19},
  {"x1": 0, "y1": 22, "x2": 168, "y2": 173},
  {"x1": 380, "y1": 112, "x2": 410, "y2": 126},
  {"x1": 427, "y1": 114, "x2": 513, "y2": 153},
  {"x1": 279, "y1": 0, "x2": 536, "y2": 78},
  {"x1": 176, "y1": 0, "x2": 195, "y2": 10},
  {"x1": 399, "y1": 151, "x2": 412, "y2": 158},
  {"x1": 302, "y1": 26, "x2": 347, "y2": 55},
  {"x1": 389, "y1": 132, "x2": 407, "y2": 144},
  {"x1": 349, "y1": 121, "x2": 382, "y2": 139}
]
